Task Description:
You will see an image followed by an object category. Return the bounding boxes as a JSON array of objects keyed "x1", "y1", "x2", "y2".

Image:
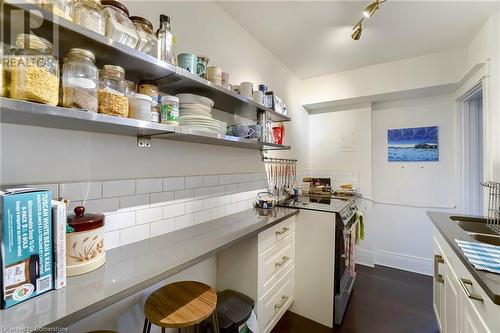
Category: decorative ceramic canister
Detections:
[
  {"x1": 177, "y1": 53, "x2": 198, "y2": 74},
  {"x1": 197, "y1": 56, "x2": 209, "y2": 78},
  {"x1": 66, "y1": 206, "x2": 106, "y2": 276},
  {"x1": 207, "y1": 66, "x2": 222, "y2": 85}
]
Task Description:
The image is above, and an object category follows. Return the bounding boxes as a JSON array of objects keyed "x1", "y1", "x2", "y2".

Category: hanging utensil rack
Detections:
[
  {"x1": 262, "y1": 156, "x2": 298, "y2": 201},
  {"x1": 483, "y1": 181, "x2": 500, "y2": 234}
]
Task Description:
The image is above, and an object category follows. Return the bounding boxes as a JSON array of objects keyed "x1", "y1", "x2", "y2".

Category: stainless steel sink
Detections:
[{"x1": 450, "y1": 216, "x2": 500, "y2": 246}]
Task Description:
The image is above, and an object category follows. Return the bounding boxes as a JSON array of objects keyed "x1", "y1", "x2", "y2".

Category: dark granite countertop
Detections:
[
  {"x1": 0, "y1": 207, "x2": 299, "y2": 330},
  {"x1": 428, "y1": 211, "x2": 500, "y2": 305},
  {"x1": 277, "y1": 194, "x2": 359, "y2": 213}
]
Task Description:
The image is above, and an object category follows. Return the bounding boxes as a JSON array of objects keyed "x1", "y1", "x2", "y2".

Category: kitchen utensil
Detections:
[
  {"x1": 207, "y1": 66, "x2": 223, "y2": 85},
  {"x1": 240, "y1": 82, "x2": 253, "y2": 98}
]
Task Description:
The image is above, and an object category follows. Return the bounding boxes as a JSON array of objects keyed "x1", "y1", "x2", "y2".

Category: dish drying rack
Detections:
[{"x1": 483, "y1": 181, "x2": 500, "y2": 234}]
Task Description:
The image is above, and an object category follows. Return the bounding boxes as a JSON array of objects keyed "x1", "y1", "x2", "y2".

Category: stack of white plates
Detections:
[{"x1": 176, "y1": 94, "x2": 227, "y2": 135}]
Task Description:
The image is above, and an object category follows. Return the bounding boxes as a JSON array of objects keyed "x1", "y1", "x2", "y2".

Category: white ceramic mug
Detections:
[
  {"x1": 253, "y1": 90, "x2": 264, "y2": 105},
  {"x1": 240, "y1": 82, "x2": 253, "y2": 98}
]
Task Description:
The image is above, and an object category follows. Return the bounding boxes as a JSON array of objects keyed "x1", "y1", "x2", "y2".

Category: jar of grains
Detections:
[
  {"x1": 98, "y1": 65, "x2": 129, "y2": 117},
  {"x1": 43, "y1": 0, "x2": 73, "y2": 21},
  {"x1": 130, "y1": 16, "x2": 157, "y2": 56},
  {"x1": 101, "y1": 0, "x2": 138, "y2": 49},
  {"x1": 7, "y1": 34, "x2": 59, "y2": 105},
  {"x1": 73, "y1": 0, "x2": 105, "y2": 35},
  {"x1": 62, "y1": 48, "x2": 98, "y2": 112}
]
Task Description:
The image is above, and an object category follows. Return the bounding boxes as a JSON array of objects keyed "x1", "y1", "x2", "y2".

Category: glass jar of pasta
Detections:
[
  {"x1": 7, "y1": 34, "x2": 59, "y2": 105},
  {"x1": 98, "y1": 65, "x2": 129, "y2": 117},
  {"x1": 73, "y1": 0, "x2": 105, "y2": 35}
]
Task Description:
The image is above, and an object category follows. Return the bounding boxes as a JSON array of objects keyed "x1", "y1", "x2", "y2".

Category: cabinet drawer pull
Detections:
[
  {"x1": 459, "y1": 278, "x2": 484, "y2": 303},
  {"x1": 275, "y1": 256, "x2": 290, "y2": 268},
  {"x1": 274, "y1": 295, "x2": 289, "y2": 310},
  {"x1": 275, "y1": 227, "x2": 290, "y2": 236},
  {"x1": 434, "y1": 254, "x2": 444, "y2": 284}
]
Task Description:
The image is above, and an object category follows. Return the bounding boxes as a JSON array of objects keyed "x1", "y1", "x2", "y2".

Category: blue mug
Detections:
[{"x1": 178, "y1": 53, "x2": 198, "y2": 74}]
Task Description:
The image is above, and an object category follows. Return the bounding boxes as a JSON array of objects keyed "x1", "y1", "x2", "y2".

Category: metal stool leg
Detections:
[
  {"x1": 161, "y1": 328, "x2": 166, "y2": 333},
  {"x1": 211, "y1": 311, "x2": 220, "y2": 333},
  {"x1": 146, "y1": 320, "x2": 152, "y2": 333},
  {"x1": 142, "y1": 319, "x2": 148, "y2": 333}
]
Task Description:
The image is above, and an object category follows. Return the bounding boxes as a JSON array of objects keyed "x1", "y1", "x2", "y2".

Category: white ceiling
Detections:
[{"x1": 216, "y1": 1, "x2": 499, "y2": 79}]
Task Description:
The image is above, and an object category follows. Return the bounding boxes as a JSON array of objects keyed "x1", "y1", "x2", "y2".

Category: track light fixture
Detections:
[
  {"x1": 351, "y1": 20, "x2": 363, "y2": 40},
  {"x1": 352, "y1": 0, "x2": 386, "y2": 40}
]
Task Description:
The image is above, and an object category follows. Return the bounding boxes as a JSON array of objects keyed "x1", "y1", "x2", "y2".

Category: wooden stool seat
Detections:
[{"x1": 144, "y1": 281, "x2": 217, "y2": 329}]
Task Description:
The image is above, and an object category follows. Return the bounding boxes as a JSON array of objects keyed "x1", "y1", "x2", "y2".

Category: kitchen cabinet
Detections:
[
  {"x1": 218, "y1": 216, "x2": 296, "y2": 333},
  {"x1": 433, "y1": 227, "x2": 497, "y2": 333}
]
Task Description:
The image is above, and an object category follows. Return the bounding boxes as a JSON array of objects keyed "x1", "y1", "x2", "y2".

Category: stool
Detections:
[{"x1": 143, "y1": 281, "x2": 219, "y2": 333}]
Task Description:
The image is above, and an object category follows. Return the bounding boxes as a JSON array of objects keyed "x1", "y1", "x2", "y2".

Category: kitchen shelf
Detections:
[
  {"x1": 2, "y1": 0, "x2": 291, "y2": 123},
  {"x1": 0, "y1": 98, "x2": 291, "y2": 151}
]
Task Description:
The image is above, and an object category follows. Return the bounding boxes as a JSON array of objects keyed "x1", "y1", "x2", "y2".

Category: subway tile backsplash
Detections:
[{"x1": 3, "y1": 170, "x2": 359, "y2": 251}]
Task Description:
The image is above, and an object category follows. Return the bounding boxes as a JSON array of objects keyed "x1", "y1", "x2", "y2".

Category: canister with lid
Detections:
[
  {"x1": 130, "y1": 16, "x2": 157, "y2": 56},
  {"x1": 137, "y1": 80, "x2": 159, "y2": 102},
  {"x1": 73, "y1": 0, "x2": 105, "y2": 35},
  {"x1": 7, "y1": 34, "x2": 59, "y2": 105},
  {"x1": 66, "y1": 206, "x2": 106, "y2": 276},
  {"x1": 160, "y1": 95, "x2": 179, "y2": 125},
  {"x1": 98, "y1": 64, "x2": 129, "y2": 117},
  {"x1": 62, "y1": 48, "x2": 98, "y2": 112},
  {"x1": 101, "y1": 0, "x2": 138, "y2": 48},
  {"x1": 43, "y1": 0, "x2": 73, "y2": 21},
  {"x1": 129, "y1": 93, "x2": 153, "y2": 121}
]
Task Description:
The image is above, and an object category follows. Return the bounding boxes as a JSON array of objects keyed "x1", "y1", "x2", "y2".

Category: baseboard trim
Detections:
[
  {"x1": 373, "y1": 250, "x2": 433, "y2": 276},
  {"x1": 356, "y1": 249, "x2": 375, "y2": 267}
]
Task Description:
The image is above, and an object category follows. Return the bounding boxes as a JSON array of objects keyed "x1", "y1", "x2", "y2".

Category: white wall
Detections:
[
  {"x1": 308, "y1": 105, "x2": 374, "y2": 266},
  {"x1": 371, "y1": 95, "x2": 457, "y2": 275}
]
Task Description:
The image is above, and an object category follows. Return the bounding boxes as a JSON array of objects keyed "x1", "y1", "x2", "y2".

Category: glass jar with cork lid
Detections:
[
  {"x1": 7, "y1": 34, "x2": 59, "y2": 105},
  {"x1": 98, "y1": 64, "x2": 129, "y2": 117},
  {"x1": 62, "y1": 48, "x2": 99, "y2": 112}
]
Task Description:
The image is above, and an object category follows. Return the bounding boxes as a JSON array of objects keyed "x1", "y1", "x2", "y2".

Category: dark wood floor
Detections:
[{"x1": 271, "y1": 265, "x2": 439, "y2": 333}]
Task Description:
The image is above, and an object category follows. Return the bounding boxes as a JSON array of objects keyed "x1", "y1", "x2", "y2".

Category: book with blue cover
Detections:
[{"x1": 0, "y1": 188, "x2": 53, "y2": 308}]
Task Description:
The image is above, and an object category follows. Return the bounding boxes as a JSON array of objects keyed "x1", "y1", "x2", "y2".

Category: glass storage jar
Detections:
[
  {"x1": 101, "y1": 0, "x2": 138, "y2": 49},
  {"x1": 7, "y1": 34, "x2": 59, "y2": 105},
  {"x1": 73, "y1": 0, "x2": 105, "y2": 35},
  {"x1": 130, "y1": 16, "x2": 156, "y2": 56},
  {"x1": 43, "y1": 0, "x2": 73, "y2": 21},
  {"x1": 98, "y1": 64, "x2": 129, "y2": 117},
  {"x1": 62, "y1": 48, "x2": 98, "y2": 112}
]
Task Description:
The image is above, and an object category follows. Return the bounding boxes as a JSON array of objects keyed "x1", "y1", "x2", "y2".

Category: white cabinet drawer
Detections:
[
  {"x1": 258, "y1": 216, "x2": 295, "y2": 254},
  {"x1": 258, "y1": 267, "x2": 295, "y2": 332},
  {"x1": 258, "y1": 233, "x2": 295, "y2": 297}
]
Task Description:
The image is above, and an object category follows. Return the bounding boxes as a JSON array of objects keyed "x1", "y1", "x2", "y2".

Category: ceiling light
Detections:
[
  {"x1": 351, "y1": 21, "x2": 363, "y2": 40},
  {"x1": 363, "y1": 1, "x2": 380, "y2": 18}
]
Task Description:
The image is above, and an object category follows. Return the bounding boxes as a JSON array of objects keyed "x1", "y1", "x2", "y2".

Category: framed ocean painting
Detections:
[{"x1": 387, "y1": 126, "x2": 439, "y2": 162}]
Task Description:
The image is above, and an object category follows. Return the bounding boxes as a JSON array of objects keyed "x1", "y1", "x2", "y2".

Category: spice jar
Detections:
[
  {"x1": 160, "y1": 95, "x2": 179, "y2": 125},
  {"x1": 73, "y1": 0, "x2": 105, "y2": 35},
  {"x1": 101, "y1": 0, "x2": 138, "y2": 49},
  {"x1": 130, "y1": 16, "x2": 157, "y2": 57},
  {"x1": 43, "y1": 0, "x2": 73, "y2": 21},
  {"x1": 62, "y1": 48, "x2": 98, "y2": 112},
  {"x1": 98, "y1": 65, "x2": 129, "y2": 117},
  {"x1": 7, "y1": 34, "x2": 59, "y2": 105},
  {"x1": 66, "y1": 206, "x2": 106, "y2": 276}
]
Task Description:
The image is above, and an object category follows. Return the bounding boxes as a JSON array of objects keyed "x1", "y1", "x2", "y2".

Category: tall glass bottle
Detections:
[{"x1": 156, "y1": 14, "x2": 174, "y2": 65}]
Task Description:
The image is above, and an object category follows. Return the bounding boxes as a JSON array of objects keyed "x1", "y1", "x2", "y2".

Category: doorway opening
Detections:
[{"x1": 458, "y1": 82, "x2": 484, "y2": 215}]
